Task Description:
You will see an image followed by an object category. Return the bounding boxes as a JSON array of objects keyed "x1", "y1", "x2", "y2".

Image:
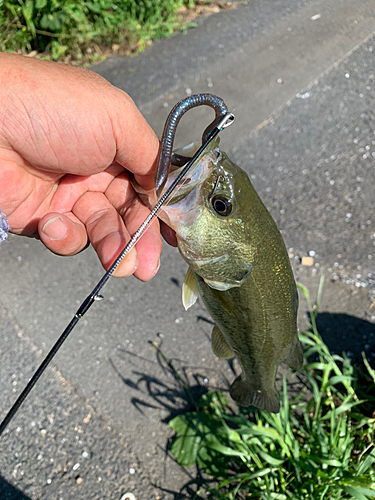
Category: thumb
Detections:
[
  {"x1": 39, "y1": 212, "x2": 88, "y2": 256},
  {"x1": 110, "y1": 90, "x2": 160, "y2": 190}
]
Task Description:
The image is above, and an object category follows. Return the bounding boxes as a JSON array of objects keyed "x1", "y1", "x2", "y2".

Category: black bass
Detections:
[{"x1": 134, "y1": 138, "x2": 303, "y2": 413}]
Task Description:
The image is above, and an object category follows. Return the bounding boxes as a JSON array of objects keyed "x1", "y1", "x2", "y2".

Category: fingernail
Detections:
[
  {"x1": 150, "y1": 259, "x2": 160, "y2": 279},
  {"x1": 155, "y1": 258, "x2": 160, "y2": 274},
  {"x1": 134, "y1": 256, "x2": 140, "y2": 272},
  {"x1": 42, "y1": 216, "x2": 67, "y2": 240}
]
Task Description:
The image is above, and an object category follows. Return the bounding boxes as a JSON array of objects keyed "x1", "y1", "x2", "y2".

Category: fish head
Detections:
[{"x1": 162, "y1": 138, "x2": 261, "y2": 291}]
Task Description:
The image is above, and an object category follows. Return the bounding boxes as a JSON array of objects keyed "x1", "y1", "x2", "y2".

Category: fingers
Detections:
[
  {"x1": 72, "y1": 191, "x2": 139, "y2": 278},
  {"x1": 1, "y1": 57, "x2": 165, "y2": 281},
  {"x1": 118, "y1": 197, "x2": 162, "y2": 282},
  {"x1": 39, "y1": 212, "x2": 88, "y2": 255},
  {"x1": 44, "y1": 168, "x2": 163, "y2": 281},
  {"x1": 105, "y1": 172, "x2": 163, "y2": 281},
  {"x1": 39, "y1": 201, "x2": 141, "y2": 279},
  {"x1": 39, "y1": 189, "x2": 164, "y2": 281}
]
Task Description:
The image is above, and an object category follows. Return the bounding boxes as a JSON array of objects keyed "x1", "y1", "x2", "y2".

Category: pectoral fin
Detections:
[
  {"x1": 211, "y1": 326, "x2": 233, "y2": 359},
  {"x1": 284, "y1": 340, "x2": 304, "y2": 370},
  {"x1": 182, "y1": 267, "x2": 199, "y2": 310}
]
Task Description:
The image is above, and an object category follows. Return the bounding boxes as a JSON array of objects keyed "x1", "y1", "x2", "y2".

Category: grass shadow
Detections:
[
  {"x1": 109, "y1": 338, "x2": 232, "y2": 498},
  {"x1": 109, "y1": 337, "x2": 230, "y2": 422}
]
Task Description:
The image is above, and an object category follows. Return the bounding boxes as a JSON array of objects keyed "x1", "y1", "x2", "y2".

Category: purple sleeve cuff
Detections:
[{"x1": 0, "y1": 210, "x2": 10, "y2": 245}]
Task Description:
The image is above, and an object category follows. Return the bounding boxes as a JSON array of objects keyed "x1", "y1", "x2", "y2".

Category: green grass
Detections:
[
  {"x1": 0, "y1": 0, "x2": 200, "y2": 64},
  {"x1": 168, "y1": 278, "x2": 375, "y2": 499}
]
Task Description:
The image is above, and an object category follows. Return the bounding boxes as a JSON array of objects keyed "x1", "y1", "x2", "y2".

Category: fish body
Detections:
[{"x1": 133, "y1": 139, "x2": 302, "y2": 413}]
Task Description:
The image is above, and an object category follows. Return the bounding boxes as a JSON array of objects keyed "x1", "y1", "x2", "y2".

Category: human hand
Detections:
[{"x1": 0, "y1": 53, "x2": 165, "y2": 281}]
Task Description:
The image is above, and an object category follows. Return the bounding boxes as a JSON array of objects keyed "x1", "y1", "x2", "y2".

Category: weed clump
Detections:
[{"x1": 0, "y1": 0, "x2": 195, "y2": 64}]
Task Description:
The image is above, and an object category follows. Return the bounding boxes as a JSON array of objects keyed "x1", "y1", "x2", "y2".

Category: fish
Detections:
[{"x1": 133, "y1": 138, "x2": 303, "y2": 413}]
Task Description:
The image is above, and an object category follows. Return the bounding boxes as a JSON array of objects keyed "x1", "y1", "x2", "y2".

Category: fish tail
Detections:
[{"x1": 230, "y1": 376, "x2": 280, "y2": 413}]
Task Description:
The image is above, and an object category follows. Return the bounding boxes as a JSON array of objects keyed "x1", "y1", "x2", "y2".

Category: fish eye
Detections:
[{"x1": 212, "y1": 195, "x2": 233, "y2": 216}]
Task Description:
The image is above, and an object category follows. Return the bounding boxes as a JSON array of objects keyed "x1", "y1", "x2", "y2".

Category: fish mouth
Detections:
[
  {"x1": 129, "y1": 143, "x2": 217, "y2": 212},
  {"x1": 164, "y1": 149, "x2": 217, "y2": 206},
  {"x1": 158, "y1": 147, "x2": 219, "y2": 230}
]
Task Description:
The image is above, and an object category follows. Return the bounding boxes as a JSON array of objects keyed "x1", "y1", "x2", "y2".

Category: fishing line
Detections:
[{"x1": 0, "y1": 111, "x2": 234, "y2": 438}]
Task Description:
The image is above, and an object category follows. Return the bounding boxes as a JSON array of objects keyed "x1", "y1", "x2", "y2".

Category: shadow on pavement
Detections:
[
  {"x1": 156, "y1": 473, "x2": 209, "y2": 500},
  {"x1": 152, "y1": 445, "x2": 210, "y2": 500},
  {"x1": 0, "y1": 476, "x2": 31, "y2": 500},
  {"x1": 110, "y1": 340, "x2": 229, "y2": 422},
  {"x1": 315, "y1": 312, "x2": 375, "y2": 364},
  {"x1": 110, "y1": 336, "x2": 231, "y2": 498}
]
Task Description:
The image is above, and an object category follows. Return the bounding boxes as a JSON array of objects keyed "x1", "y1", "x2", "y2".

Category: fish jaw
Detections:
[{"x1": 133, "y1": 140, "x2": 255, "y2": 288}]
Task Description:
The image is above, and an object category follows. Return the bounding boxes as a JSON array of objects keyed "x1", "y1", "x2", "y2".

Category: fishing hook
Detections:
[{"x1": 0, "y1": 95, "x2": 234, "y2": 437}]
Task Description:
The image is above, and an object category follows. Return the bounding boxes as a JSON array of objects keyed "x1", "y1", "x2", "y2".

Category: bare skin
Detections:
[{"x1": 0, "y1": 53, "x2": 176, "y2": 281}]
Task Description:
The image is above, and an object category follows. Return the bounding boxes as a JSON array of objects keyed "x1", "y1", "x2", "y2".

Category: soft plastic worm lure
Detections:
[{"x1": 155, "y1": 93, "x2": 231, "y2": 197}]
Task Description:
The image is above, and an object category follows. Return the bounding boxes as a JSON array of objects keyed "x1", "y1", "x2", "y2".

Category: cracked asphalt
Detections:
[{"x1": 1, "y1": 0, "x2": 375, "y2": 498}]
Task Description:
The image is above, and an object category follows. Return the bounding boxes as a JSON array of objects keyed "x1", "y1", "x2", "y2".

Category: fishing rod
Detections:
[{"x1": 0, "y1": 98, "x2": 234, "y2": 437}]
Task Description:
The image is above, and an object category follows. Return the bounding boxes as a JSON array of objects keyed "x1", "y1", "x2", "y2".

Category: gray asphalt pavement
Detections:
[{"x1": 1, "y1": 0, "x2": 375, "y2": 498}]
